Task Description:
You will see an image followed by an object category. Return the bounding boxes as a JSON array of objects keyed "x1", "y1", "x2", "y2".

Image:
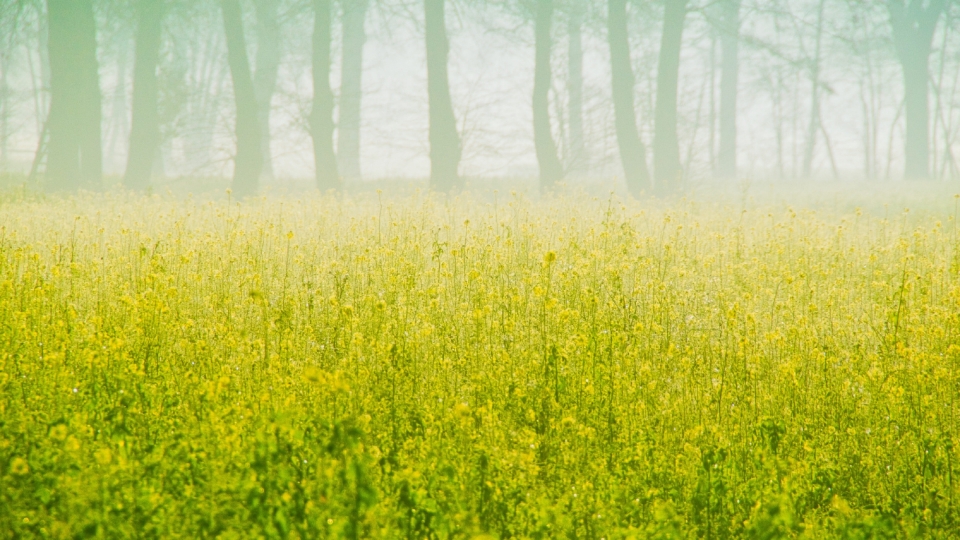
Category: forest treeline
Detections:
[{"x1": 0, "y1": 0, "x2": 955, "y2": 195}]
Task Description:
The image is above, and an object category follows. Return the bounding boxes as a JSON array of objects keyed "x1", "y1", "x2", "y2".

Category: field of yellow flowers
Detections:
[{"x1": 1, "y1": 189, "x2": 959, "y2": 538}]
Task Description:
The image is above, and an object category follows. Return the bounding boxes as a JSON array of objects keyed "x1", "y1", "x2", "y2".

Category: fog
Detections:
[{"x1": 0, "y1": 0, "x2": 958, "y2": 193}]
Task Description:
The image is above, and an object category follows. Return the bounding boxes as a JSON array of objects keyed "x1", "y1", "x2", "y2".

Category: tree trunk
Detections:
[
  {"x1": 653, "y1": 0, "x2": 688, "y2": 194},
  {"x1": 425, "y1": 0, "x2": 461, "y2": 191},
  {"x1": 338, "y1": 0, "x2": 368, "y2": 180},
  {"x1": 124, "y1": 0, "x2": 164, "y2": 191},
  {"x1": 716, "y1": 0, "x2": 739, "y2": 179},
  {"x1": 801, "y1": 0, "x2": 825, "y2": 179},
  {"x1": 183, "y1": 31, "x2": 227, "y2": 175},
  {"x1": 888, "y1": 0, "x2": 945, "y2": 180},
  {"x1": 45, "y1": 0, "x2": 101, "y2": 191},
  {"x1": 37, "y1": 5, "x2": 51, "y2": 140},
  {"x1": 608, "y1": 0, "x2": 649, "y2": 195},
  {"x1": 312, "y1": 0, "x2": 339, "y2": 190},
  {"x1": 902, "y1": 57, "x2": 931, "y2": 179},
  {"x1": 106, "y1": 42, "x2": 130, "y2": 174},
  {"x1": 534, "y1": 0, "x2": 563, "y2": 190},
  {"x1": 253, "y1": 0, "x2": 280, "y2": 181},
  {"x1": 221, "y1": 0, "x2": 262, "y2": 196},
  {"x1": 1, "y1": 45, "x2": 8, "y2": 170},
  {"x1": 566, "y1": 1, "x2": 585, "y2": 174},
  {"x1": 856, "y1": 4, "x2": 881, "y2": 182}
]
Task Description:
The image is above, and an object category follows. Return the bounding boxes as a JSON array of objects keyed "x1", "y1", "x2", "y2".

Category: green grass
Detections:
[{"x1": 1, "y1": 190, "x2": 959, "y2": 538}]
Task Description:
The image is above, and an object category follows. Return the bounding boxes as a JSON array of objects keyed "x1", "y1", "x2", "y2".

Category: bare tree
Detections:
[
  {"x1": 338, "y1": 0, "x2": 369, "y2": 180},
  {"x1": 840, "y1": 0, "x2": 889, "y2": 181},
  {"x1": 46, "y1": 0, "x2": 101, "y2": 190},
  {"x1": 566, "y1": 0, "x2": 586, "y2": 174},
  {"x1": 426, "y1": 0, "x2": 462, "y2": 191},
  {"x1": 716, "y1": 0, "x2": 740, "y2": 178},
  {"x1": 0, "y1": 49, "x2": 6, "y2": 171},
  {"x1": 125, "y1": 0, "x2": 164, "y2": 190},
  {"x1": 0, "y1": 3, "x2": 19, "y2": 171},
  {"x1": 608, "y1": 0, "x2": 649, "y2": 195},
  {"x1": 221, "y1": 0, "x2": 262, "y2": 195},
  {"x1": 253, "y1": 0, "x2": 281, "y2": 181},
  {"x1": 887, "y1": 0, "x2": 946, "y2": 179},
  {"x1": 26, "y1": 1, "x2": 52, "y2": 183},
  {"x1": 178, "y1": 5, "x2": 228, "y2": 177},
  {"x1": 534, "y1": 0, "x2": 564, "y2": 189},
  {"x1": 801, "y1": 0, "x2": 826, "y2": 179},
  {"x1": 653, "y1": 0, "x2": 689, "y2": 194},
  {"x1": 312, "y1": 0, "x2": 339, "y2": 189},
  {"x1": 930, "y1": 5, "x2": 960, "y2": 180}
]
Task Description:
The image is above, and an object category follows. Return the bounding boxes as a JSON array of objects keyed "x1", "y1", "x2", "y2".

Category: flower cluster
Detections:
[{"x1": 0, "y1": 191, "x2": 958, "y2": 537}]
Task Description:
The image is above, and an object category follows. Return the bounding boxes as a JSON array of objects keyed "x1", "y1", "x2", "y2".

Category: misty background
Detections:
[{"x1": 0, "y1": 0, "x2": 957, "y2": 194}]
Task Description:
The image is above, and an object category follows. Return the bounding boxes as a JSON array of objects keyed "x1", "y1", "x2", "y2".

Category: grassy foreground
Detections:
[{"x1": 1, "y1": 191, "x2": 959, "y2": 538}]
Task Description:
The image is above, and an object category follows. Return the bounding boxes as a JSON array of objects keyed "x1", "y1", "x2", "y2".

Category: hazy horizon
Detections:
[{"x1": 1, "y1": 1, "x2": 959, "y2": 190}]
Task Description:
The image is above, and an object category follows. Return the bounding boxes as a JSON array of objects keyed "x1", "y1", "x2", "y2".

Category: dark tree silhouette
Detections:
[
  {"x1": 608, "y1": 0, "x2": 649, "y2": 195},
  {"x1": 566, "y1": 1, "x2": 586, "y2": 174},
  {"x1": 716, "y1": 0, "x2": 740, "y2": 179},
  {"x1": 221, "y1": 0, "x2": 262, "y2": 196},
  {"x1": 46, "y1": 0, "x2": 101, "y2": 191},
  {"x1": 887, "y1": 0, "x2": 946, "y2": 179},
  {"x1": 124, "y1": 0, "x2": 164, "y2": 191},
  {"x1": 253, "y1": 0, "x2": 281, "y2": 181},
  {"x1": 312, "y1": 0, "x2": 339, "y2": 190},
  {"x1": 338, "y1": 0, "x2": 369, "y2": 180},
  {"x1": 533, "y1": 0, "x2": 563, "y2": 190},
  {"x1": 653, "y1": 0, "x2": 689, "y2": 194},
  {"x1": 425, "y1": 0, "x2": 461, "y2": 191}
]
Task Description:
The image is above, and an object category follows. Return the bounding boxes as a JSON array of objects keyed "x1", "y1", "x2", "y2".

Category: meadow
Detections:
[{"x1": 1, "y1": 187, "x2": 959, "y2": 538}]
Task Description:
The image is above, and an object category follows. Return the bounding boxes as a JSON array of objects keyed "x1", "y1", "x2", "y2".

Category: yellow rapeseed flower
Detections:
[
  {"x1": 9, "y1": 457, "x2": 29, "y2": 476},
  {"x1": 49, "y1": 424, "x2": 68, "y2": 441},
  {"x1": 304, "y1": 366, "x2": 325, "y2": 384},
  {"x1": 95, "y1": 448, "x2": 112, "y2": 465}
]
